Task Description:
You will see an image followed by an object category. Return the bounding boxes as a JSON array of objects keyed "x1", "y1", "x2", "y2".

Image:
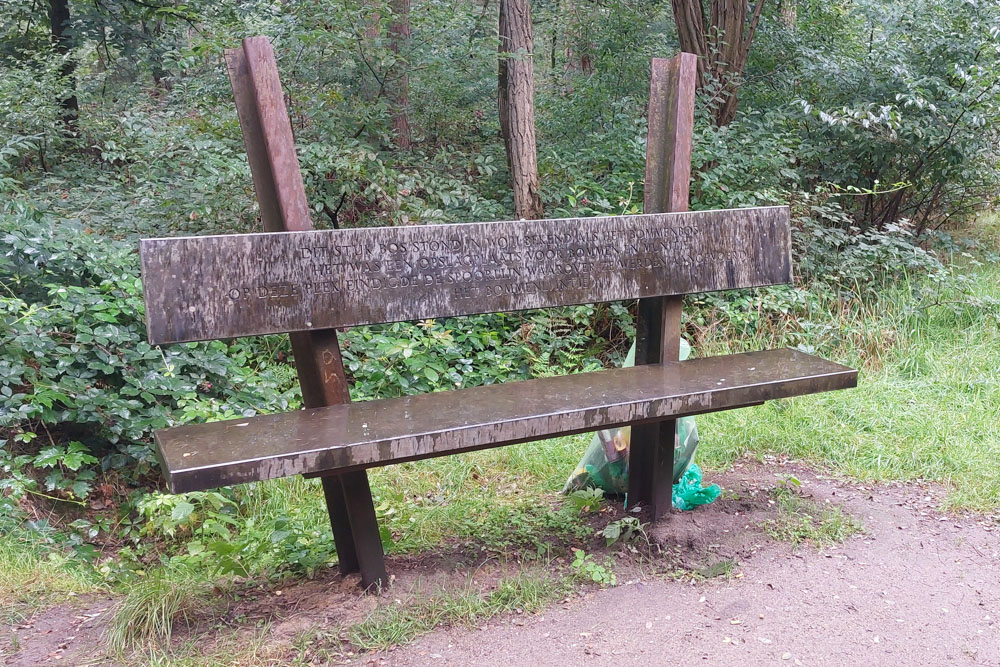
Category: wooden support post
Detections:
[
  {"x1": 224, "y1": 37, "x2": 387, "y2": 590},
  {"x1": 627, "y1": 53, "x2": 697, "y2": 520},
  {"x1": 339, "y1": 468, "x2": 389, "y2": 591}
]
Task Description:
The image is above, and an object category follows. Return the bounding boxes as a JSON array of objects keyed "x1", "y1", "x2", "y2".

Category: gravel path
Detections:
[{"x1": 378, "y1": 467, "x2": 1000, "y2": 666}]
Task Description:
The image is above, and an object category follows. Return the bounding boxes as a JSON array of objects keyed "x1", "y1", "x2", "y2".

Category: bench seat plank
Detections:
[{"x1": 156, "y1": 348, "x2": 856, "y2": 493}]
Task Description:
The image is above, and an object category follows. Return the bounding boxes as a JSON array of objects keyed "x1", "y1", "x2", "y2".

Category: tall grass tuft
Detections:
[{"x1": 105, "y1": 567, "x2": 217, "y2": 657}]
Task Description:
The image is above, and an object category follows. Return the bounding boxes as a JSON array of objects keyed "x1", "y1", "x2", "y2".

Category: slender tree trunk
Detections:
[
  {"x1": 780, "y1": 0, "x2": 797, "y2": 30},
  {"x1": 48, "y1": 0, "x2": 78, "y2": 134},
  {"x1": 563, "y1": 0, "x2": 594, "y2": 75},
  {"x1": 389, "y1": 0, "x2": 412, "y2": 149},
  {"x1": 498, "y1": 0, "x2": 544, "y2": 219},
  {"x1": 144, "y1": 20, "x2": 170, "y2": 90},
  {"x1": 670, "y1": 0, "x2": 766, "y2": 126}
]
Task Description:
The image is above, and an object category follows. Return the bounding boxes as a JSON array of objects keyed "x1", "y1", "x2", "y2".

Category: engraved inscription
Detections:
[
  {"x1": 222, "y1": 222, "x2": 750, "y2": 301},
  {"x1": 140, "y1": 207, "x2": 791, "y2": 344},
  {"x1": 320, "y1": 349, "x2": 340, "y2": 384}
]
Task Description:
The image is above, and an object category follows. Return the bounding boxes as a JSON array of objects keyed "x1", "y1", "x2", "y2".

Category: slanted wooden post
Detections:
[
  {"x1": 224, "y1": 36, "x2": 387, "y2": 591},
  {"x1": 627, "y1": 53, "x2": 697, "y2": 519}
]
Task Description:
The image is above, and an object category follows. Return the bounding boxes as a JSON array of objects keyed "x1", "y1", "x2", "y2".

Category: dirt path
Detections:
[
  {"x1": 4, "y1": 463, "x2": 999, "y2": 665},
  {"x1": 2, "y1": 596, "x2": 115, "y2": 666},
  {"x1": 375, "y1": 465, "x2": 1000, "y2": 666}
]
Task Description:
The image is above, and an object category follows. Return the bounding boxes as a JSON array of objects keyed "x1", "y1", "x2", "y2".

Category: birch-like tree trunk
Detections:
[
  {"x1": 780, "y1": 0, "x2": 797, "y2": 31},
  {"x1": 498, "y1": 0, "x2": 544, "y2": 219}
]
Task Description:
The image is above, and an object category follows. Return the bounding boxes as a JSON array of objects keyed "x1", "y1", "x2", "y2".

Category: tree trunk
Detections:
[
  {"x1": 144, "y1": 20, "x2": 171, "y2": 90},
  {"x1": 48, "y1": 0, "x2": 78, "y2": 134},
  {"x1": 670, "y1": 0, "x2": 766, "y2": 126},
  {"x1": 498, "y1": 0, "x2": 544, "y2": 219},
  {"x1": 780, "y1": 0, "x2": 797, "y2": 30},
  {"x1": 389, "y1": 0, "x2": 412, "y2": 149},
  {"x1": 562, "y1": 0, "x2": 595, "y2": 76}
]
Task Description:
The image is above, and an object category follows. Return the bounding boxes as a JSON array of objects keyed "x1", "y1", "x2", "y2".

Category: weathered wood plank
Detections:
[
  {"x1": 239, "y1": 37, "x2": 313, "y2": 233},
  {"x1": 224, "y1": 45, "x2": 284, "y2": 234},
  {"x1": 141, "y1": 206, "x2": 791, "y2": 344},
  {"x1": 153, "y1": 349, "x2": 857, "y2": 493},
  {"x1": 226, "y1": 37, "x2": 383, "y2": 587},
  {"x1": 643, "y1": 54, "x2": 697, "y2": 216},
  {"x1": 226, "y1": 39, "x2": 353, "y2": 408},
  {"x1": 629, "y1": 53, "x2": 698, "y2": 518}
]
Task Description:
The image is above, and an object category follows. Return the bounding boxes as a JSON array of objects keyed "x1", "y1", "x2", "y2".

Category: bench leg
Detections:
[
  {"x1": 321, "y1": 474, "x2": 360, "y2": 574},
  {"x1": 627, "y1": 418, "x2": 677, "y2": 520},
  {"x1": 649, "y1": 419, "x2": 677, "y2": 520},
  {"x1": 626, "y1": 430, "x2": 649, "y2": 509},
  {"x1": 320, "y1": 470, "x2": 388, "y2": 592}
]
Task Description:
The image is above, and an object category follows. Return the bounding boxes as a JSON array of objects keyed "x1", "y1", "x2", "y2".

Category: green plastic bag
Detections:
[
  {"x1": 562, "y1": 339, "x2": 721, "y2": 511},
  {"x1": 672, "y1": 463, "x2": 721, "y2": 510}
]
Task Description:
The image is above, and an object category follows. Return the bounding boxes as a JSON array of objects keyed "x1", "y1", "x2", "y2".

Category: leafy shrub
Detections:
[
  {"x1": 691, "y1": 107, "x2": 800, "y2": 210},
  {"x1": 0, "y1": 205, "x2": 300, "y2": 503},
  {"x1": 793, "y1": 195, "x2": 946, "y2": 286},
  {"x1": 342, "y1": 304, "x2": 631, "y2": 400},
  {"x1": 0, "y1": 51, "x2": 71, "y2": 190},
  {"x1": 762, "y1": 0, "x2": 1000, "y2": 230},
  {"x1": 570, "y1": 548, "x2": 616, "y2": 586},
  {"x1": 135, "y1": 486, "x2": 337, "y2": 577}
]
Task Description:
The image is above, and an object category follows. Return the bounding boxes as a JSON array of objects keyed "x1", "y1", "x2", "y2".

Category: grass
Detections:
[
  {"x1": 696, "y1": 558, "x2": 737, "y2": 579},
  {"x1": 764, "y1": 488, "x2": 864, "y2": 547},
  {"x1": 105, "y1": 567, "x2": 219, "y2": 657},
  {"x1": 346, "y1": 569, "x2": 561, "y2": 652},
  {"x1": 134, "y1": 625, "x2": 277, "y2": 667},
  {"x1": 105, "y1": 563, "x2": 563, "y2": 662},
  {"x1": 0, "y1": 529, "x2": 103, "y2": 624},
  {"x1": 697, "y1": 257, "x2": 1000, "y2": 511},
  {"x1": 371, "y1": 434, "x2": 592, "y2": 555},
  {"x1": 79, "y1": 442, "x2": 592, "y2": 662},
  {"x1": 281, "y1": 569, "x2": 563, "y2": 662},
  {"x1": 222, "y1": 432, "x2": 593, "y2": 566}
]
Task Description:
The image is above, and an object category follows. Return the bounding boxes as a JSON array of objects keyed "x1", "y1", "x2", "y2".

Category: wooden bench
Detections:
[{"x1": 139, "y1": 38, "x2": 857, "y2": 591}]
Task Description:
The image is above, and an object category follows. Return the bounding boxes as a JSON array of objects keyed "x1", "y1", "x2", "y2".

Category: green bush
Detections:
[
  {"x1": 0, "y1": 205, "x2": 300, "y2": 503},
  {"x1": 750, "y1": 0, "x2": 1000, "y2": 230}
]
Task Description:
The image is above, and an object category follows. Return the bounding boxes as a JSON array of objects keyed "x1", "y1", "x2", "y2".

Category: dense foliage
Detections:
[{"x1": 1, "y1": 0, "x2": 997, "y2": 573}]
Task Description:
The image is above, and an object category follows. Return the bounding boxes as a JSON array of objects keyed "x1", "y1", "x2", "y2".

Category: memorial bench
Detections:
[{"x1": 139, "y1": 38, "x2": 857, "y2": 590}]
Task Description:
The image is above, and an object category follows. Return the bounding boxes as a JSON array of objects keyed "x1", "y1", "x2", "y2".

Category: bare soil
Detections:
[
  {"x1": 4, "y1": 461, "x2": 999, "y2": 665},
  {"x1": 2, "y1": 596, "x2": 115, "y2": 666},
  {"x1": 379, "y1": 462, "x2": 1000, "y2": 666}
]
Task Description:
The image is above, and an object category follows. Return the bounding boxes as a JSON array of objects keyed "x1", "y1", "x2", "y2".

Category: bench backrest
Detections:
[
  {"x1": 141, "y1": 207, "x2": 790, "y2": 344},
  {"x1": 138, "y1": 36, "x2": 790, "y2": 446}
]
